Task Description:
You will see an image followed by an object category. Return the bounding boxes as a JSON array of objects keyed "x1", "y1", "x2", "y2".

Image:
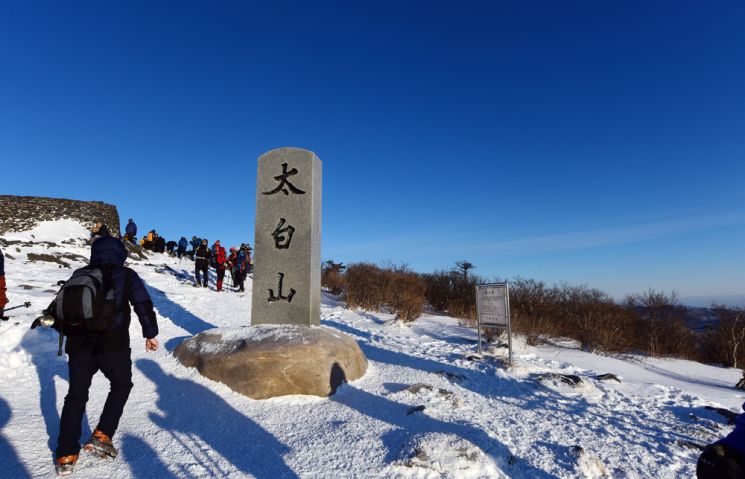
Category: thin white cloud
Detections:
[{"x1": 470, "y1": 212, "x2": 745, "y2": 255}]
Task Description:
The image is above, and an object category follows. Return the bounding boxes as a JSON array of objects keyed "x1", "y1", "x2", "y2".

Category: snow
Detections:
[
  {"x1": 2, "y1": 219, "x2": 90, "y2": 243},
  {"x1": 1, "y1": 222, "x2": 743, "y2": 478}
]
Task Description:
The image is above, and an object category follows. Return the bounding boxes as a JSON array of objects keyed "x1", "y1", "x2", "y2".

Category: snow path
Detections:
[{"x1": 1, "y1": 227, "x2": 743, "y2": 478}]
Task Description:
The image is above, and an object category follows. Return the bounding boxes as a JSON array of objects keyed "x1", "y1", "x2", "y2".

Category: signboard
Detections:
[
  {"x1": 474, "y1": 282, "x2": 512, "y2": 365},
  {"x1": 476, "y1": 283, "x2": 509, "y2": 327}
]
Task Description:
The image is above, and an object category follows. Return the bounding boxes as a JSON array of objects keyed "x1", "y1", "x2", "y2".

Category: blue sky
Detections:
[{"x1": 1, "y1": 1, "x2": 743, "y2": 305}]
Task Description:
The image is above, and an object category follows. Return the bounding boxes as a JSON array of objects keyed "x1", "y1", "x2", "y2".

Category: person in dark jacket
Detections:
[
  {"x1": 153, "y1": 234, "x2": 166, "y2": 254},
  {"x1": 698, "y1": 403, "x2": 745, "y2": 478},
  {"x1": 194, "y1": 239, "x2": 211, "y2": 288},
  {"x1": 89, "y1": 221, "x2": 110, "y2": 243},
  {"x1": 124, "y1": 219, "x2": 137, "y2": 243},
  {"x1": 189, "y1": 236, "x2": 201, "y2": 260},
  {"x1": 54, "y1": 237, "x2": 159, "y2": 474},
  {"x1": 177, "y1": 237, "x2": 188, "y2": 258},
  {"x1": 165, "y1": 240, "x2": 177, "y2": 255},
  {"x1": 0, "y1": 247, "x2": 7, "y2": 317}
]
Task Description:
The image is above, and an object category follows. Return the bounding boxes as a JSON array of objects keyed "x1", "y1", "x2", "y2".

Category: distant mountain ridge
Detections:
[{"x1": 0, "y1": 195, "x2": 120, "y2": 237}]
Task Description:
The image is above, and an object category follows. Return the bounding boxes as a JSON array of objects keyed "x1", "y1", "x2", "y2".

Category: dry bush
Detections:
[
  {"x1": 421, "y1": 270, "x2": 452, "y2": 312},
  {"x1": 344, "y1": 262, "x2": 389, "y2": 311},
  {"x1": 700, "y1": 305, "x2": 745, "y2": 367},
  {"x1": 625, "y1": 289, "x2": 696, "y2": 359},
  {"x1": 509, "y1": 278, "x2": 561, "y2": 346},
  {"x1": 387, "y1": 272, "x2": 426, "y2": 322},
  {"x1": 343, "y1": 262, "x2": 425, "y2": 322},
  {"x1": 557, "y1": 284, "x2": 636, "y2": 354},
  {"x1": 321, "y1": 260, "x2": 346, "y2": 295}
]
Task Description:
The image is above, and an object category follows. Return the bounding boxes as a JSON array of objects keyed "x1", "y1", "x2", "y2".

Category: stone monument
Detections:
[
  {"x1": 251, "y1": 147, "x2": 321, "y2": 325},
  {"x1": 175, "y1": 147, "x2": 367, "y2": 399}
]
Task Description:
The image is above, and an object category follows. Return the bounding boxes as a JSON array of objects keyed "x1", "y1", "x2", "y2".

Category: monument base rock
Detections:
[{"x1": 174, "y1": 325, "x2": 368, "y2": 399}]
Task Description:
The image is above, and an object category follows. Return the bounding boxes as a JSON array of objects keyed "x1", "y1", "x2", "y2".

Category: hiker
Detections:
[
  {"x1": 241, "y1": 244, "x2": 253, "y2": 276},
  {"x1": 189, "y1": 236, "x2": 201, "y2": 260},
  {"x1": 124, "y1": 219, "x2": 137, "y2": 243},
  {"x1": 212, "y1": 241, "x2": 227, "y2": 292},
  {"x1": 0, "y1": 247, "x2": 7, "y2": 317},
  {"x1": 231, "y1": 246, "x2": 246, "y2": 293},
  {"x1": 89, "y1": 221, "x2": 110, "y2": 243},
  {"x1": 227, "y1": 247, "x2": 237, "y2": 285},
  {"x1": 52, "y1": 236, "x2": 159, "y2": 476},
  {"x1": 154, "y1": 235, "x2": 166, "y2": 254},
  {"x1": 165, "y1": 240, "x2": 177, "y2": 256},
  {"x1": 194, "y1": 239, "x2": 211, "y2": 288},
  {"x1": 177, "y1": 237, "x2": 188, "y2": 258},
  {"x1": 698, "y1": 403, "x2": 745, "y2": 478}
]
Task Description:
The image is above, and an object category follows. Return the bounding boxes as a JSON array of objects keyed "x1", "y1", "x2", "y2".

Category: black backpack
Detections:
[{"x1": 47, "y1": 265, "x2": 129, "y2": 355}]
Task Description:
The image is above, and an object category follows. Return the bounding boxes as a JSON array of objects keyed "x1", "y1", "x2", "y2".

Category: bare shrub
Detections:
[
  {"x1": 509, "y1": 278, "x2": 561, "y2": 346},
  {"x1": 343, "y1": 262, "x2": 425, "y2": 322},
  {"x1": 700, "y1": 305, "x2": 745, "y2": 368},
  {"x1": 387, "y1": 272, "x2": 426, "y2": 322},
  {"x1": 344, "y1": 262, "x2": 388, "y2": 311},
  {"x1": 321, "y1": 260, "x2": 346, "y2": 295},
  {"x1": 421, "y1": 270, "x2": 452, "y2": 313},
  {"x1": 625, "y1": 289, "x2": 695, "y2": 358},
  {"x1": 557, "y1": 284, "x2": 636, "y2": 354}
]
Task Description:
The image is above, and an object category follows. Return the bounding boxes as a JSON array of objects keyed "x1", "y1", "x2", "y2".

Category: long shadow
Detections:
[
  {"x1": 330, "y1": 380, "x2": 554, "y2": 479},
  {"x1": 143, "y1": 285, "x2": 217, "y2": 351},
  {"x1": 121, "y1": 434, "x2": 178, "y2": 479},
  {"x1": 20, "y1": 328, "x2": 91, "y2": 457},
  {"x1": 0, "y1": 396, "x2": 31, "y2": 478},
  {"x1": 136, "y1": 359, "x2": 297, "y2": 479}
]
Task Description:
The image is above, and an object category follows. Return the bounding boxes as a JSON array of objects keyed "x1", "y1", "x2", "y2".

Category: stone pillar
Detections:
[{"x1": 251, "y1": 147, "x2": 322, "y2": 326}]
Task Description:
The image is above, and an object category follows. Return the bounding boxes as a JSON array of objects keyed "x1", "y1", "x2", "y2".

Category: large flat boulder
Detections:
[{"x1": 174, "y1": 325, "x2": 368, "y2": 399}]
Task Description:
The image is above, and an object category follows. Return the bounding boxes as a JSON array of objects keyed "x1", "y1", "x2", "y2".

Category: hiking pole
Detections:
[
  {"x1": 4, "y1": 302, "x2": 32, "y2": 313},
  {"x1": 1, "y1": 301, "x2": 32, "y2": 320}
]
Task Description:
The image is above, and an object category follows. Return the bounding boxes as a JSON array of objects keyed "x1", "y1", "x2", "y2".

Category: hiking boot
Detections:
[
  {"x1": 55, "y1": 454, "x2": 78, "y2": 476},
  {"x1": 83, "y1": 429, "x2": 118, "y2": 459}
]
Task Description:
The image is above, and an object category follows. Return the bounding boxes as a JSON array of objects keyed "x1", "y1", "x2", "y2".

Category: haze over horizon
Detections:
[{"x1": 1, "y1": 1, "x2": 743, "y2": 306}]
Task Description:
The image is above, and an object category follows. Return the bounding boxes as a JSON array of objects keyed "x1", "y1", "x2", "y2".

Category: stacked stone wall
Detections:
[{"x1": 0, "y1": 195, "x2": 120, "y2": 236}]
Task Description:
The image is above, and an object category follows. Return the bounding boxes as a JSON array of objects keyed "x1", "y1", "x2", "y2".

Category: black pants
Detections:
[
  {"x1": 56, "y1": 349, "x2": 133, "y2": 457},
  {"x1": 234, "y1": 269, "x2": 245, "y2": 291},
  {"x1": 177, "y1": 247, "x2": 186, "y2": 258},
  {"x1": 195, "y1": 262, "x2": 208, "y2": 286}
]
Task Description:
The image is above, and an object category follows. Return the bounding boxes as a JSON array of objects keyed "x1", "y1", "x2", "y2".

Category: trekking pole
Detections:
[
  {"x1": 3, "y1": 302, "x2": 32, "y2": 313},
  {"x1": 1, "y1": 301, "x2": 32, "y2": 320}
]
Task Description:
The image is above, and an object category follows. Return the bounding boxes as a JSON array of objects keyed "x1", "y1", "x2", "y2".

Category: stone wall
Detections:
[{"x1": 0, "y1": 195, "x2": 120, "y2": 236}]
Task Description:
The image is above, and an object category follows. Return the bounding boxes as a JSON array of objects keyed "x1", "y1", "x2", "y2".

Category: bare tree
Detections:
[
  {"x1": 712, "y1": 304, "x2": 745, "y2": 369},
  {"x1": 454, "y1": 260, "x2": 475, "y2": 280}
]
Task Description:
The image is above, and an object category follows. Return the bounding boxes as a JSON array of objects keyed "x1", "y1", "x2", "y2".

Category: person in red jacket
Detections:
[
  {"x1": 0, "y1": 247, "x2": 8, "y2": 317},
  {"x1": 213, "y1": 240, "x2": 228, "y2": 292}
]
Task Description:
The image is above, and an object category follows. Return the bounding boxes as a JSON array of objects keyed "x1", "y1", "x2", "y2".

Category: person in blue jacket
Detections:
[
  {"x1": 697, "y1": 402, "x2": 745, "y2": 478},
  {"x1": 188, "y1": 236, "x2": 201, "y2": 260},
  {"x1": 124, "y1": 218, "x2": 137, "y2": 243},
  {"x1": 177, "y1": 237, "x2": 189, "y2": 258},
  {"x1": 53, "y1": 237, "x2": 159, "y2": 475}
]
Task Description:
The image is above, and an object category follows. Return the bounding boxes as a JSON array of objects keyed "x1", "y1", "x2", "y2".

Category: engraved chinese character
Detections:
[
  {"x1": 263, "y1": 162, "x2": 306, "y2": 196},
  {"x1": 267, "y1": 272, "x2": 296, "y2": 303},
  {"x1": 271, "y1": 218, "x2": 295, "y2": 249}
]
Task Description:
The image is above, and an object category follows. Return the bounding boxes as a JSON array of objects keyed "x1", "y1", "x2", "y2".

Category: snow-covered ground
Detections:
[{"x1": 1, "y1": 220, "x2": 743, "y2": 478}]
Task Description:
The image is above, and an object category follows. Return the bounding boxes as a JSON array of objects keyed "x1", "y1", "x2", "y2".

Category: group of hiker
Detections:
[
  {"x1": 119, "y1": 219, "x2": 252, "y2": 292},
  {"x1": 192, "y1": 239, "x2": 252, "y2": 292}
]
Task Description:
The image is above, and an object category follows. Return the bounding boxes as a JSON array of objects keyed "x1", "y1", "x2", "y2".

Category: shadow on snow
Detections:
[
  {"x1": 135, "y1": 358, "x2": 297, "y2": 479},
  {"x1": 0, "y1": 395, "x2": 31, "y2": 478}
]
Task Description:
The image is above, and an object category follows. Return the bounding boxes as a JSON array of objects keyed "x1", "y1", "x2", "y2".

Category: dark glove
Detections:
[
  {"x1": 0, "y1": 308, "x2": 5, "y2": 321},
  {"x1": 697, "y1": 443, "x2": 745, "y2": 479}
]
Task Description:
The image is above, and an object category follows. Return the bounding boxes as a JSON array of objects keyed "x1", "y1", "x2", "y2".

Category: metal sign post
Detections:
[{"x1": 475, "y1": 282, "x2": 513, "y2": 366}]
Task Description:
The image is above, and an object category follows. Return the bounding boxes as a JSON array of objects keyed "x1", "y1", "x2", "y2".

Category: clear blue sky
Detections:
[{"x1": 1, "y1": 1, "x2": 744, "y2": 305}]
